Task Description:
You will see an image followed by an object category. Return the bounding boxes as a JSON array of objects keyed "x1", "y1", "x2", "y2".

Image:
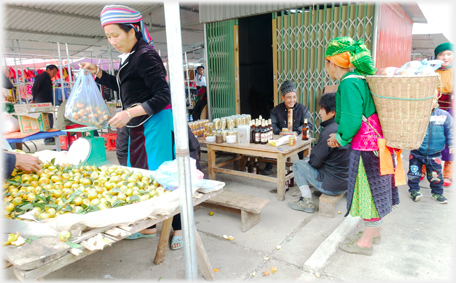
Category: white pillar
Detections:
[{"x1": 164, "y1": 2, "x2": 198, "y2": 280}]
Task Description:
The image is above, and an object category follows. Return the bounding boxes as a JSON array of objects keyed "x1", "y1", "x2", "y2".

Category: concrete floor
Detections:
[{"x1": 3, "y1": 139, "x2": 454, "y2": 281}]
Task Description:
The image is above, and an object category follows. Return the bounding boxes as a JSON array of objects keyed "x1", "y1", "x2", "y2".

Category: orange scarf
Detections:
[{"x1": 326, "y1": 52, "x2": 354, "y2": 69}]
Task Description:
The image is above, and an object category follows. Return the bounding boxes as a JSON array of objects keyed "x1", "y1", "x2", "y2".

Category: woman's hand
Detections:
[
  {"x1": 78, "y1": 63, "x2": 102, "y2": 78},
  {"x1": 14, "y1": 153, "x2": 42, "y2": 173},
  {"x1": 108, "y1": 111, "x2": 131, "y2": 128},
  {"x1": 327, "y1": 133, "x2": 341, "y2": 148}
]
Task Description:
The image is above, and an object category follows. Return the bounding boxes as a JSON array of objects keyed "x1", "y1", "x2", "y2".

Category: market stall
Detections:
[{"x1": 3, "y1": 152, "x2": 225, "y2": 281}]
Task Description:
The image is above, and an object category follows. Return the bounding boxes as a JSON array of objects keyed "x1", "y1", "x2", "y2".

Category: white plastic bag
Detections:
[
  {"x1": 1, "y1": 112, "x2": 19, "y2": 134},
  {"x1": 396, "y1": 59, "x2": 443, "y2": 76},
  {"x1": 65, "y1": 71, "x2": 110, "y2": 128}
]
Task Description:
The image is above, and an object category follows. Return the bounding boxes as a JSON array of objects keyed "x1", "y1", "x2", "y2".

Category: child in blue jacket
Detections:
[{"x1": 408, "y1": 98, "x2": 454, "y2": 204}]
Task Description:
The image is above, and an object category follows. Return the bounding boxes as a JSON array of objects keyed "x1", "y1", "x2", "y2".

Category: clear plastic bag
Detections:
[
  {"x1": 64, "y1": 70, "x2": 110, "y2": 128},
  {"x1": 396, "y1": 59, "x2": 444, "y2": 76}
]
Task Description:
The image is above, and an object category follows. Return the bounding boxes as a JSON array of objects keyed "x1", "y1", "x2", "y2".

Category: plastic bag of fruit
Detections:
[
  {"x1": 395, "y1": 59, "x2": 444, "y2": 76},
  {"x1": 64, "y1": 70, "x2": 110, "y2": 128}
]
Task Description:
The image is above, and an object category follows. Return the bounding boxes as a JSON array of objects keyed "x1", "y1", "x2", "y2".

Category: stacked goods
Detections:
[
  {"x1": 209, "y1": 114, "x2": 252, "y2": 142},
  {"x1": 366, "y1": 59, "x2": 443, "y2": 149},
  {"x1": 3, "y1": 162, "x2": 170, "y2": 221},
  {"x1": 189, "y1": 119, "x2": 209, "y2": 138}
]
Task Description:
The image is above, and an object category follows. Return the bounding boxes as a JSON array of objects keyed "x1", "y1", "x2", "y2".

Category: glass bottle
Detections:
[
  {"x1": 302, "y1": 118, "x2": 309, "y2": 140},
  {"x1": 254, "y1": 120, "x2": 261, "y2": 144},
  {"x1": 259, "y1": 120, "x2": 265, "y2": 144},
  {"x1": 250, "y1": 121, "x2": 255, "y2": 143},
  {"x1": 253, "y1": 158, "x2": 259, "y2": 174},
  {"x1": 245, "y1": 157, "x2": 251, "y2": 173}
]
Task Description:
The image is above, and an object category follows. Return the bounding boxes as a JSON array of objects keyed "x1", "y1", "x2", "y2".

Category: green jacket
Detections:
[{"x1": 335, "y1": 72, "x2": 376, "y2": 147}]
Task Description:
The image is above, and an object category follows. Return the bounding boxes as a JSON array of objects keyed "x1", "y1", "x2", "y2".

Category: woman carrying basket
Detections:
[
  {"x1": 79, "y1": 5, "x2": 183, "y2": 249},
  {"x1": 325, "y1": 37, "x2": 399, "y2": 256}
]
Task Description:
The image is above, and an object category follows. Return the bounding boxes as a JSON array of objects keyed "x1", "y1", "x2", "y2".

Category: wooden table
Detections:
[
  {"x1": 199, "y1": 135, "x2": 313, "y2": 201},
  {"x1": 4, "y1": 190, "x2": 221, "y2": 282}
]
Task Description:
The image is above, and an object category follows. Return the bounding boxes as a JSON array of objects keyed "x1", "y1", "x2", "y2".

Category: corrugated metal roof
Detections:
[
  {"x1": 199, "y1": 2, "x2": 426, "y2": 24},
  {"x1": 3, "y1": 3, "x2": 203, "y2": 60},
  {"x1": 199, "y1": 2, "x2": 313, "y2": 23},
  {"x1": 412, "y1": 33, "x2": 449, "y2": 57}
]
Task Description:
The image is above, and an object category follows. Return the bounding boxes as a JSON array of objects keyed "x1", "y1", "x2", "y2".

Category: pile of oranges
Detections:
[{"x1": 4, "y1": 161, "x2": 170, "y2": 221}]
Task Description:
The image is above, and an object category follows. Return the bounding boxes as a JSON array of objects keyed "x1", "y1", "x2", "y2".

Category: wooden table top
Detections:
[{"x1": 198, "y1": 135, "x2": 314, "y2": 154}]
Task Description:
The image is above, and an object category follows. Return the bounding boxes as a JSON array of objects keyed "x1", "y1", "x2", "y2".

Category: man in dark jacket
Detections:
[
  {"x1": 264, "y1": 80, "x2": 313, "y2": 175},
  {"x1": 288, "y1": 92, "x2": 351, "y2": 213},
  {"x1": 32, "y1": 64, "x2": 59, "y2": 144},
  {"x1": 32, "y1": 65, "x2": 58, "y2": 104}
]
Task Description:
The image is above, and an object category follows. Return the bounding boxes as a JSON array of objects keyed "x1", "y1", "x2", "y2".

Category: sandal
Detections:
[
  {"x1": 339, "y1": 240, "x2": 373, "y2": 256},
  {"x1": 125, "y1": 232, "x2": 157, "y2": 240},
  {"x1": 171, "y1": 236, "x2": 183, "y2": 250},
  {"x1": 346, "y1": 231, "x2": 381, "y2": 245}
]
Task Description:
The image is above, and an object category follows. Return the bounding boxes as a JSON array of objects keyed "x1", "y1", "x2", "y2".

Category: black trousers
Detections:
[{"x1": 192, "y1": 98, "x2": 207, "y2": 121}]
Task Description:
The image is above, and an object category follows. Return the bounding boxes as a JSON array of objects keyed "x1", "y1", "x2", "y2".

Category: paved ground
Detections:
[{"x1": 3, "y1": 140, "x2": 454, "y2": 282}]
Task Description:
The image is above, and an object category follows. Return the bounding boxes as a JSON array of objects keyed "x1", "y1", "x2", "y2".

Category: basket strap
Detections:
[
  {"x1": 370, "y1": 92, "x2": 435, "y2": 101},
  {"x1": 361, "y1": 115, "x2": 382, "y2": 138},
  {"x1": 342, "y1": 74, "x2": 366, "y2": 81}
]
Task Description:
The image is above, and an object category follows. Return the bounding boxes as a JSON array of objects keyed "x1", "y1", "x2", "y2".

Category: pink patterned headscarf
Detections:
[{"x1": 100, "y1": 4, "x2": 154, "y2": 47}]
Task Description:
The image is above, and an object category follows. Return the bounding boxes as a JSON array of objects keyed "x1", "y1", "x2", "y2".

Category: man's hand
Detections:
[
  {"x1": 14, "y1": 153, "x2": 42, "y2": 173},
  {"x1": 327, "y1": 133, "x2": 341, "y2": 148}
]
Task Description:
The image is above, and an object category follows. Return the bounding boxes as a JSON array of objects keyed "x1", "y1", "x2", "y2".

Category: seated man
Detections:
[
  {"x1": 288, "y1": 92, "x2": 351, "y2": 213},
  {"x1": 265, "y1": 80, "x2": 313, "y2": 175}
]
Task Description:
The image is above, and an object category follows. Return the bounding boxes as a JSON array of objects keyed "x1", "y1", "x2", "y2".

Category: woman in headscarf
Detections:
[
  {"x1": 325, "y1": 37, "x2": 399, "y2": 256},
  {"x1": 79, "y1": 4, "x2": 183, "y2": 249},
  {"x1": 434, "y1": 43, "x2": 454, "y2": 187}
]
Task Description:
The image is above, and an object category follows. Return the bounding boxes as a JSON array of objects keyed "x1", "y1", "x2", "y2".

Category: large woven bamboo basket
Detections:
[{"x1": 365, "y1": 74, "x2": 440, "y2": 150}]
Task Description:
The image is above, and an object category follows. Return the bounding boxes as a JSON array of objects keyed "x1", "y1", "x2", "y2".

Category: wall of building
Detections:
[{"x1": 375, "y1": 3, "x2": 414, "y2": 69}]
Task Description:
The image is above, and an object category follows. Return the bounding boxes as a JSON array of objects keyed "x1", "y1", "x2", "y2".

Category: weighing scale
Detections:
[{"x1": 62, "y1": 126, "x2": 109, "y2": 166}]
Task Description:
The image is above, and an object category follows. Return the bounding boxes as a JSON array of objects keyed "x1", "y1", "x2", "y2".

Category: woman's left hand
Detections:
[
  {"x1": 327, "y1": 133, "x2": 341, "y2": 148},
  {"x1": 108, "y1": 111, "x2": 131, "y2": 128}
]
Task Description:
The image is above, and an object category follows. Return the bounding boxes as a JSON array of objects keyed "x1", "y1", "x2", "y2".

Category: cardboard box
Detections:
[
  {"x1": 14, "y1": 103, "x2": 53, "y2": 114},
  {"x1": 16, "y1": 113, "x2": 51, "y2": 133}
]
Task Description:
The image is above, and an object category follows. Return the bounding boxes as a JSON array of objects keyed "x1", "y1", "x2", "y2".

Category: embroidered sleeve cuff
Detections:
[{"x1": 336, "y1": 133, "x2": 349, "y2": 147}]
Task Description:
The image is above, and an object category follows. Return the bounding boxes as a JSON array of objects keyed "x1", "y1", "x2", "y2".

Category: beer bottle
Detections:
[
  {"x1": 261, "y1": 120, "x2": 267, "y2": 144},
  {"x1": 302, "y1": 118, "x2": 309, "y2": 140},
  {"x1": 245, "y1": 157, "x2": 251, "y2": 173},
  {"x1": 254, "y1": 120, "x2": 261, "y2": 144},
  {"x1": 268, "y1": 119, "x2": 273, "y2": 140},
  {"x1": 253, "y1": 158, "x2": 259, "y2": 174},
  {"x1": 250, "y1": 121, "x2": 255, "y2": 143}
]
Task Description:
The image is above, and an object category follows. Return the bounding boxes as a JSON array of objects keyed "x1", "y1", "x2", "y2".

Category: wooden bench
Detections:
[
  {"x1": 319, "y1": 192, "x2": 346, "y2": 218},
  {"x1": 201, "y1": 191, "x2": 270, "y2": 232}
]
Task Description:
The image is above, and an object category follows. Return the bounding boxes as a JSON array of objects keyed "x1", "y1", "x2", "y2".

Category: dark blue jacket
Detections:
[{"x1": 414, "y1": 107, "x2": 454, "y2": 156}]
